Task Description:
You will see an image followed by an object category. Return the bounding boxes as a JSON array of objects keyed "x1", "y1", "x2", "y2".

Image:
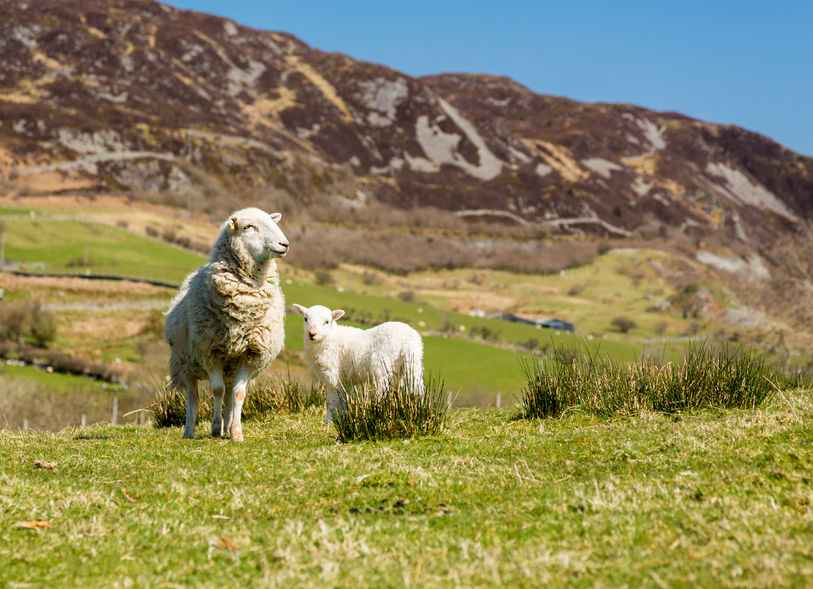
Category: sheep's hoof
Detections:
[
  {"x1": 211, "y1": 427, "x2": 223, "y2": 438},
  {"x1": 182, "y1": 431, "x2": 195, "y2": 439},
  {"x1": 230, "y1": 429, "x2": 244, "y2": 442}
]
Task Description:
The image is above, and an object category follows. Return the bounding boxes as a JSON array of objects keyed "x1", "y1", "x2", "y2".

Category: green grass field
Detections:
[
  {"x1": 2, "y1": 214, "x2": 667, "y2": 399},
  {"x1": 1, "y1": 393, "x2": 811, "y2": 587},
  {"x1": 2, "y1": 217, "x2": 203, "y2": 284},
  {"x1": 0, "y1": 364, "x2": 120, "y2": 393}
]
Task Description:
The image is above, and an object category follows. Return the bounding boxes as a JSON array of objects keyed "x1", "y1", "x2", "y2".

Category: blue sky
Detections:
[{"x1": 167, "y1": 1, "x2": 812, "y2": 155}]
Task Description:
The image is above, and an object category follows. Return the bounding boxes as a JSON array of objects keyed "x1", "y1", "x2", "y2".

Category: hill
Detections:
[{"x1": 1, "y1": 0, "x2": 812, "y2": 248}]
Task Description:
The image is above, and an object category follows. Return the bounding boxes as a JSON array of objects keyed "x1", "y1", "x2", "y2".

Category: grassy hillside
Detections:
[
  {"x1": 2, "y1": 215, "x2": 203, "y2": 284},
  {"x1": 1, "y1": 396, "x2": 811, "y2": 587},
  {"x1": 2, "y1": 207, "x2": 664, "y2": 402}
]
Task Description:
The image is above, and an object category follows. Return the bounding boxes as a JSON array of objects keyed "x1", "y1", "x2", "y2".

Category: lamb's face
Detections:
[
  {"x1": 292, "y1": 304, "x2": 345, "y2": 343},
  {"x1": 229, "y1": 208, "x2": 289, "y2": 263}
]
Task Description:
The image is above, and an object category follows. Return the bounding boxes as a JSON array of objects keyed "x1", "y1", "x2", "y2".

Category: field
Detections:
[
  {"x1": 1, "y1": 393, "x2": 811, "y2": 587},
  {"x1": 1, "y1": 199, "x2": 671, "y2": 410}
]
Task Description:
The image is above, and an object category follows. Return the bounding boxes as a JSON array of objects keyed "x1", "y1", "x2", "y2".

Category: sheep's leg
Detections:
[
  {"x1": 209, "y1": 367, "x2": 225, "y2": 438},
  {"x1": 229, "y1": 366, "x2": 251, "y2": 442},
  {"x1": 222, "y1": 378, "x2": 234, "y2": 435},
  {"x1": 182, "y1": 379, "x2": 199, "y2": 439}
]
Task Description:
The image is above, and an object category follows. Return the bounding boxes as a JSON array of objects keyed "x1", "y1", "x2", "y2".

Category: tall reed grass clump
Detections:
[
  {"x1": 333, "y1": 369, "x2": 450, "y2": 442},
  {"x1": 150, "y1": 377, "x2": 323, "y2": 428},
  {"x1": 520, "y1": 343, "x2": 779, "y2": 419}
]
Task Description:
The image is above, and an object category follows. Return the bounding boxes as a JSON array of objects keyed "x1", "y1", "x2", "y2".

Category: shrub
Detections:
[
  {"x1": 151, "y1": 377, "x2": 323, "y2": 428},
  {"x1": 141, "y1": 310, "x2": 165, "y2": 339},
  {"x1": 397, "y1": 290, "x2": 416, "y2": 303},
  {"x1": 145, "y1": 225, "x2": 159, "y2": 238},
  {"x1": 314, "y1": 270, "x2": 334, "y2": 286},
  {"x1": 361, "y1": 271, "x2": 380, "y2": 286},
  {"x1": 0, "y1": 302, "x2": 57, "y2": 347},
  {"x1": 519, "y1": 343, "x2": 777, "y2": 420},
  {"x1": 470, "y1": 325, "x2": 500, "y2": 342},
  {"x1": 611, "y1": 316, "x2": 637, "y2": 334},
  {"x1": 520, "y1": 338, "x2": 540, "y2": 351},
  {"x1": 567, "y1": 284, "x2": 587, "y2": 296},
  {"x1": 333, "y1": 369, "x2": 450, "y2": 442},
  {"x1": 29, "y1": 304, "x2": 57, "y2": 348}
]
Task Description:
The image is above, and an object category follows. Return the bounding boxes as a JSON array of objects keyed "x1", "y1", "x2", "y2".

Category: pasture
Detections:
[
  {"x1": 0, "y1": 207, "x2": 663, "y2": 405},
  {"x1": 1, "y1": 393, "x2": 811, "y2": 587}
]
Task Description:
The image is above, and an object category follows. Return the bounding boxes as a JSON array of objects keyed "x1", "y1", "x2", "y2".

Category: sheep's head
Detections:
[
  {"x1": 225, "y1": 207, "x2": 289, "y2": 266},
  {"x1": 291, "y1": 304, "x2": 345, "y2": 343}
]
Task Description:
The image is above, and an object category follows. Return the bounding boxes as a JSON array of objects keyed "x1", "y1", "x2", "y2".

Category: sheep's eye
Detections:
[
  {"x1": 244, "y1": 224, "x2": 257, "y2": 232},
  {"x1": 324, "y1": 320, "x2": 329, "y2": 325}
]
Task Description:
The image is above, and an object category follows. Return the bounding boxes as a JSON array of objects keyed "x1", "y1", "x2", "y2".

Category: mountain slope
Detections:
[{"x1": 1, "y1": 0, "x2": 811, "y2": 245}]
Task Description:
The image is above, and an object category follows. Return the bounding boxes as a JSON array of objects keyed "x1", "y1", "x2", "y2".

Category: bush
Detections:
[
  {"x1": 469, "y1": 325, "x2": 500, "y2": 342},
  {"x1": 361, "y1": 271, "x2": 380, "y2": 286},
  {"x1": 141, "y1": 310, "x2": 165, "y2": 339},
  {"x1": 151, "y1": 378, "x2": 323, "y2": 428},
  {"x1": 29, "y1": 304, "x2": 57, "y2": 348},
  {"x1": 333, "y1": 369, "x2": 450, "y2": 442},
  {"x1": 0, "y1": 302, "x2": 57, "y2": 347},
  {"x1": 520, "y1": 338, "x2": 540, "y2": 351},
  {"x1": 397, "y1": 290, "x2": 416, "y2": 303},
  {"x1": 314, "y1": 270, "x2": 334, "y2": 286},
  {"x1": 519, "y1": 343, "x2": 777, "y2": 420},
  {"x1": 611, "y1": 316, "x2": 637, "y2": 334}
]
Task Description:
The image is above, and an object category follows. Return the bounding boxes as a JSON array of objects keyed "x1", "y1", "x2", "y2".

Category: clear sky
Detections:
[{"x1": 167, "y1": 1, "x2": 813, "y2": 155}]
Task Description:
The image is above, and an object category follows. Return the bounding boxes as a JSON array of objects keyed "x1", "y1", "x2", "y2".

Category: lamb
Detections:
[
  {"x1": 164, "y1": 207, "x2": 289, "y2": 441},
  {"x1": 291, "y1": 304, "x2": 424, "y2": 424}
]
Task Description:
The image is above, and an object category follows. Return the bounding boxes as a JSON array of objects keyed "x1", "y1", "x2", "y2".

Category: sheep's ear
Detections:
[
  {"x1": 228, "y1": 216, "x2": 239, "y2": 233},
  {"x1": 291, "y1": 304, "x2": 307, "y2": 316},
  {"x1": 270, "y1": 212, "x2": 282, "y2": 223},
  {"x1": 332, "y1": 309, "x2": 345, "y2": 322}
]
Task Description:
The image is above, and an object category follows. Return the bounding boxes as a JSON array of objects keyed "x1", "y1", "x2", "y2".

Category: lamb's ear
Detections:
[
  {"x1": 291, "y1": 304, "x2": 307, "y2": 316},
  {"x1": 332, "y1": 309, "x2": 345, "y2": 322},
  {"x1": 228, "y1": 216, "x2": 239, "y2": 233},
  {"x1": 270, "y1": 212, "x2": 282, "y2": 223}
]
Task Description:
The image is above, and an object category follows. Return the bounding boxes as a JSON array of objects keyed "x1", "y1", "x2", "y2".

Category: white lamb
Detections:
[
  {"x1": 291, "y1": 304, "x2": 424, "y2": 423},
  {"x1": 164, "y1": 207, "x2": 289, "y2": 441}
]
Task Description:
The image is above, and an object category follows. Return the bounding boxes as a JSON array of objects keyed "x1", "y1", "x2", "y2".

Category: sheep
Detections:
[
  {"x1": 291, "y1": 304, "x2": 424, "y2": 424},
  {"x1": 164, "y1": 207, "x2": 289, "y2": 441}
]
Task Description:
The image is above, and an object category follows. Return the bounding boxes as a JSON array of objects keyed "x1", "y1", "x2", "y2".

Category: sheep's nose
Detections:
[{"x1": 279, "y1": 240, "x2": 289, "y2": 249}]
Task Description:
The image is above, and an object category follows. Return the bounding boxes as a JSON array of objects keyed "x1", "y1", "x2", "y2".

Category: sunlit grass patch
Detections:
[
  {"x1": 333, "y1": 370, "x2": 451, "y2": 442},
  {"x1": 520, "y1": 343, "x2": 780, "y2": 419},
  {"x1": 150, "y1": 377, "x2": 323, "y2": 428}
]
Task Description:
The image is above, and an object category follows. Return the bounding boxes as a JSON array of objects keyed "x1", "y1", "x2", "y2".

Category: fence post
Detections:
[
  {"x1": 111, "y1": 395, "x2": 119, "y2": 425},
  {"x1": 496, "y1": 392, "x2": 502, "y2": 408},
  {"x1": 80, "y1": 414, "x2": 87, "y2": 428},
  {"x1": 22, "y1": 419, "x2": 29, "y2": 431}
]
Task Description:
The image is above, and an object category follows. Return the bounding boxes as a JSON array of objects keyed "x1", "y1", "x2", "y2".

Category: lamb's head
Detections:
[
  {"x1": 214, "y1": 208, "x2": 289, "y2": 271},
  {"x1": 292, "y1": 304, "x2": 345, "y2": 343}
]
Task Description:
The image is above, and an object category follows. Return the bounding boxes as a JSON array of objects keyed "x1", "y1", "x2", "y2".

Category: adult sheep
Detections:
[
  {"x1": 291, "y1": 304, "x2": 424, "y2": 424},
  {"x1": 165, "y1": 207, "x2": 289, "y2": 441}
]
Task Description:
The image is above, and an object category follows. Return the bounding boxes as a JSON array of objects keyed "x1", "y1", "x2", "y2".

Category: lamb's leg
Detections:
[
  {"x1": 182, "y1": 379, "x2": 199, "y2": 439},
  {"x1": 325, "y1": 387, "x2": 342, "y2": 425},
  {"x1": 229, "y1": 366, "x2": 251, "y2": 442},
  {"x1": 209, "y1": 366, "x2": 225, "y2": 438}
]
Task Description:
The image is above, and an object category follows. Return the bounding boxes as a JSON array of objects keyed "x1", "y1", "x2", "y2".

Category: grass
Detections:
[
  {"x1": 2, "y1": 217, "x2": 204, "y2": 283},
  {"x1": 1, "y1": 395, "x2": 811, "y2": 587},
  {"x1": 334, "y1": 371, "x2": 450, "y2": 442},
  {"x1": 151, "y1": 378, "x2": 323, "y2": 428},
  {"x1": 520, "y1": 344, "x2": 779, "y2": 419},
  {"x1": 0, "y1": 363, "x2": 118, "y2": 393}
]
